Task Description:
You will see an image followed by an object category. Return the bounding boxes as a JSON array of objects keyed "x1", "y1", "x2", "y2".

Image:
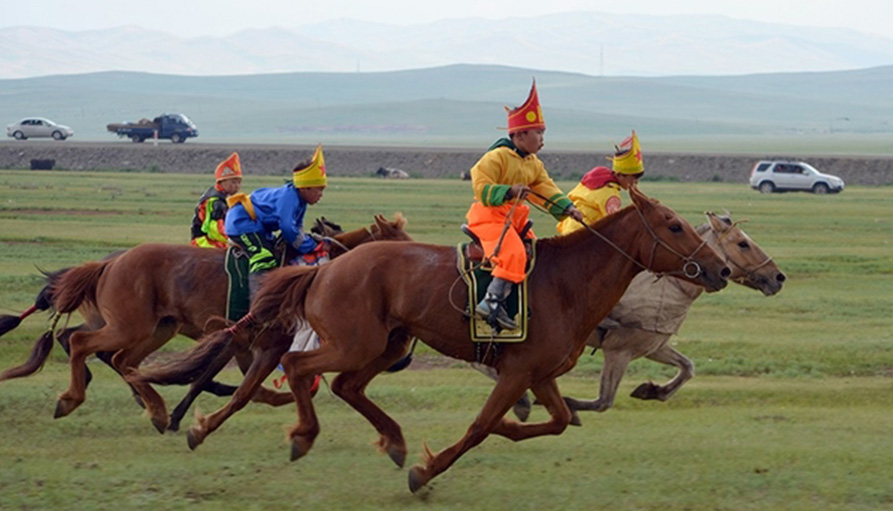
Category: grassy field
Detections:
[{"x1": 1, "y1": 171, "x2": 892, "y2": 510}]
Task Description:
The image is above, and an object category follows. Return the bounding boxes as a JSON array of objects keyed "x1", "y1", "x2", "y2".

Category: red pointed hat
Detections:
[{"x1": 506, "y1": 79, "x2": 545, "y2": 134}]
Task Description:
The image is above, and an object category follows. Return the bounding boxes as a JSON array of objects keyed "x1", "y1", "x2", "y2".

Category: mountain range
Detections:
[
  {"x1": 2, "y1": 63, "x2": 892, "y2": 153},
  {"x1": 3, "y1": 12, "x2": 893, "y2": 79}
]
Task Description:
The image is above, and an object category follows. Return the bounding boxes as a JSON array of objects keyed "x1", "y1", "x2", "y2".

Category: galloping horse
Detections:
[
  {"x1": 503, "y1": 211, "x2": 786, "y2": 421},
  {"x1": 2, "y1": 214, "x2": 410, "y2": 433},
  {"x1": 143, "y1": 185, "x2": 730, "y2": 492}
]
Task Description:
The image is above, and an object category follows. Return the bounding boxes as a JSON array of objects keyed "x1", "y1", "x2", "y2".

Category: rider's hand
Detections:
[
  {"x1": 566, "y1": 205, "x2": 584, "y2": 222},
  {"x1": 506, "y1": 184, "x2": 528, "y2": 200}
]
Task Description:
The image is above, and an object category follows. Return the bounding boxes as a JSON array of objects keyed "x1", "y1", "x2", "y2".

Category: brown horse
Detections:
[
  {"x1": 144, "y1": 185, "x2": 730, "y2": 492},
  {"x1": 499, "y1": 211, "x2": 786, "y2": 421},
  {"x1": 9, "y1": 214, "x2": 409, "y2": 432}
]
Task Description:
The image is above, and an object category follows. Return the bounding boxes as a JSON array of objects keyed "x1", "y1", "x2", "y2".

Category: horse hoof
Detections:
[
  {"x1": 512, "y1": 395, "x2": 531, "y2": 422},
  {"x1": 631, "y1": 382, "x2": 659, "y2": 400},
  {"x1": 167, "y1": 419, "x2": 181, "y2": 432},
  {"x1": 290, "y1": 440, "x2": 307, "y2": 462},
  {"x1": 53, "y1": 399, "x2": 76, "y2": 419},
  {"x1": 186, "y1": 429, "x2": 203, "y2": 451},
  {"x1": 569, "y1": 410, "x2": 583, "y2": 427},
  {"x1": 408, "y1": 466, "x2": 428, "y2": 493},
  {"x1": 386, "y1": 445, "x2": 406, "y2": 468},
  {"x1": 151, "y1": 417, "x2": 168, "y2": 435}
]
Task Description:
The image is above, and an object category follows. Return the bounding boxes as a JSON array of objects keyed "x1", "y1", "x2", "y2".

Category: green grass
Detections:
[{"x1": 1, "y1": 170, "x2": 892, "y2": 509}]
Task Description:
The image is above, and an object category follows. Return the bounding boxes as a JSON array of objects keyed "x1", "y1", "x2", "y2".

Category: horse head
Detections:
[
  {"x1": 628, "y1": 184, "x2": 729, "y2": 292},
  {"x1": 372, "y1": 213, "x2": 412, "y2": 241},
  {"x1": 704, "y1": 211, "x2": 786, "y2": 296}
]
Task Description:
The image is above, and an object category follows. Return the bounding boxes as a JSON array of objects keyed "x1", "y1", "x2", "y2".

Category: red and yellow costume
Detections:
[
  {"x1": 556, "y1": 131, "x2": 645, "y2": 235},
  {"x1": 191, "y1": 152, "x2": 242, "y2": 248},
  {"x1": 466, "y1": 81, "x2": 573, "y2": 283}
]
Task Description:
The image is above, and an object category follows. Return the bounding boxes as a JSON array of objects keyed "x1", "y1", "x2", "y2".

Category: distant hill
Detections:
[
  {"x1": 2, "y1": 64, "x2": 892, "y2": 153},
  {"x1": 4, "y1": 13, "x2": 893, "y2": 78}
]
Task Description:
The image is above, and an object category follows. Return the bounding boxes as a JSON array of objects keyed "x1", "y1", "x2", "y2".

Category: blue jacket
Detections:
[{"x1": 224, "y1": 183, "x2": 317, "y2": 254}]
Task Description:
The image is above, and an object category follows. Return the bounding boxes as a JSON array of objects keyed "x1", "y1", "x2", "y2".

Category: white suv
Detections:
[{"x1": 749, "y1": 160, "x2": 845, "y2": 194}]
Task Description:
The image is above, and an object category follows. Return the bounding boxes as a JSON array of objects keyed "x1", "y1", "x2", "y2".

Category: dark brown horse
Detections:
[
  {"x1": 3, "y1": 214, "x2": 409, "y2": 432},
  {"x1": 140, "y1": 185, "x2": 729, "y2": 492}
]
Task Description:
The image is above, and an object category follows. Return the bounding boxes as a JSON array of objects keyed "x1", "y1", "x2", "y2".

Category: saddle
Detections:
[{"x1": 458, "y1": 224, "x2": 536, "y2": 344}]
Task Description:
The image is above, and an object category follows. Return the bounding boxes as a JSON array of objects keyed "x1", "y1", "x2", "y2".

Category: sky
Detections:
[{"x1": 4, "y1": 0, "x2": 893, "y2": 40}]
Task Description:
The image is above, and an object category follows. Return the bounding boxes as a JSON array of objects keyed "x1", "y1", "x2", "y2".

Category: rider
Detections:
[
  {"x1": 467, "y1": 79, "x2": 583, "y2": 330},
  {"x1": 190, "y1": 152, "x2": 243, "y2": 248},
  {"x1": 556, "y1": 130, "x2": 645, "y2": 235},
  {"x1": 224, "y1": 144, "x2": 330, "y2": 298}
]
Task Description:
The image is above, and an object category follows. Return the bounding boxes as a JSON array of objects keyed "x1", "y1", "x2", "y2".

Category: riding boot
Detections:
[{"x1": 474, "y1": 277, "x2": 518, "y2": 330}]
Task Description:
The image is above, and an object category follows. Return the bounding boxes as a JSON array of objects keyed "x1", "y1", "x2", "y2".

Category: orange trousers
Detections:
[{"x1": 466, "y1": 201, "x2": 534, "y2": 283}]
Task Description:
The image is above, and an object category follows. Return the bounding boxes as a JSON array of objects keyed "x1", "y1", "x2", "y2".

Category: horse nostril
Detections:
[
  {"x1": 777, "y1": 273, "x2": 787, "y2": 283},
  {"x1": 721, "y1": 267, "x2": 731, "y2": 278}
]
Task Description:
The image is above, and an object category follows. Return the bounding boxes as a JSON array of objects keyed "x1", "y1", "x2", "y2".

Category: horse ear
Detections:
[
  {"x1": 628, "y1": 183, "x2": 648, "y2": 209},
  {"x1": 707, "y1": 212, "x2": 731, "y2": 233}
]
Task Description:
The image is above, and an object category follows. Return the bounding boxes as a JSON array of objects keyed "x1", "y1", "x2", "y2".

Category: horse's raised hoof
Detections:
[
  {"x1": 569, "y1": 410, "x2": 582, "y2": 427},
  {"x1": 187, "y1": 428, "x2": 204, "y2": 451},
  {"x1": 408, "y1": 466, "x2": 429, "y2": 493},
  {"x1": 512, "y1": 393, "x2": 531, "y2": 422},
  {"x1": 167, "y1": 419, "x2": 181, "y2": 432},
  {"x1": 290, "y1": 439, "x2": 307, "y2": 462},
  {"x1": 630, "y1": 382, "x2": 660, "y2": 400},
  {"x1": 386, "y1": 445, "x2": 407, "y2": 468},
  {"x1": 53, "y1": 398, "x2": 79, "y2": 419},
  {"x1": 150, "y1": 416, "x2": 168, "y2": 435}
]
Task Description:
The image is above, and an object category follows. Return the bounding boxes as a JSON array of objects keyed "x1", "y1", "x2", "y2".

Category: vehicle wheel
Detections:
[
  {"x1": 52, "y1": 131, "x2": 65, "y2": 140},
  {"x1": 758, "y1": 181, "x2": 775, "y2": 194},
  {"x1": 812, "y1": 183, "x2": 829, "y2": 194},
  {"x1": 131, "y1": 135, "x2": 143, "y2": 143},
  {"x1": 171, "y1": 133, "x2": 183, "y2": 143},
  {"x1": 13, "y1": 131, "x2": 26, "y2": 140}
]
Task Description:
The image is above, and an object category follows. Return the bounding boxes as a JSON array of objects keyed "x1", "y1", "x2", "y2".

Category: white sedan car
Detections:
[{"x1": 6, "y1": 117, "x2": 74, "y2": 140}]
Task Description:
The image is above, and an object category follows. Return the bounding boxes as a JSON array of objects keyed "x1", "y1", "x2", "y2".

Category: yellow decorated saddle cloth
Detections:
[{"x1": 457, "y1": 242, "x2": 535, "y2": 342}]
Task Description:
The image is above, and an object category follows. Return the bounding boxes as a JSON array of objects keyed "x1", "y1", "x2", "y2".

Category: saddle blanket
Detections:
[{"x1": 457, "y1": 243, "x2": 534, "y2": 342}]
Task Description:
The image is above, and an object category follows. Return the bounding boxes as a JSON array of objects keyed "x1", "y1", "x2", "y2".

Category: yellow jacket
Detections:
[
  {"x1": 556, "y1": 181, "x2": 622, "y2": 235},
  {"x1": 471, "y1": 141, "x2": 571, "y2": 219}
]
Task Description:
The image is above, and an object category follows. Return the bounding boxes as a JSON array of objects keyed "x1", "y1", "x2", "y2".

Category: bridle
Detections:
[{"x1": 708, "y1": 217, "x2": 774, "y2": 285}]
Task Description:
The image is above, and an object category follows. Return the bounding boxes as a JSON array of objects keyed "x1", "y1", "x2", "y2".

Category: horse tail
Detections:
[
  {"x1": 0, "y1": 268, "x2": 70, "y2": 338},
  {"x1": 134, "y1": 330, "x2": 235, "y2": 386},
  {"x1": 252, "y1": 266, "x2": 320, "y2": 330},
  {"x1": 51, "y1": 261, "x2": 111, "y2": 314},
  {"x1": 0, "y1": 331, "x2": 54, "y2": 382}
]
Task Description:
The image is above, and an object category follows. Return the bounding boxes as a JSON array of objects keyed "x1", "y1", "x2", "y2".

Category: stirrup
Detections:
[{"x1": 475, "y1": 300, "x2": 518, "y2": 331}]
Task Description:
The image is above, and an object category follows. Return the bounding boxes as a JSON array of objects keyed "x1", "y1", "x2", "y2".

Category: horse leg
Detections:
[
  {"x1": 408, "y1": 374, "x2": 530, "y2": 493},
  {"x1": 330, "y1": 336, "x2": 411, "y2": 468},
  {"x1": 471, "y1": 361, "x2": 531, "y2": 422},
  {"x1": 491, "y1": 377, "x2": 572, "y2": 441},
  {"x1": 54, "y1": 326, "x2": 96, "y2": 389},
  {"x1": 280, "y1": 332, "x2": 387, "y2": 462},
  {"x1": 167, "y1": 341, "x2": 241, "y2": 432},
  {"x1": 631, "y1": 344, "x2": 694, "y2": 402},
  {"x1": 111, "y1": 319, "x2": 180, "y2": 433},
  {"x1": 187, "y1": 338, "x2": 289, "y2": 450},
  {"x1": 55, "y1": 328, "x2": 118, "y2": 419},
  {"x1": 565, "y1": 342, "x2": 634, "y2": 413},
  {"x1": 236, "y1": 350, "x2": 294, "y2": 407}
]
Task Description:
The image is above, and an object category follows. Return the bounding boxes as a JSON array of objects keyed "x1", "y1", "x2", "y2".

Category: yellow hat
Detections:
[
  {"x1": 506, "y1": 79, "x2": 545, "y2": 134},
  {"x1": 293, "y1": 144, "x2": 327, "y2": 188},
  {"x1": 215, "y1": 152, "x2": 242, "y2": 182},
  {"x1": 612, "y1": 130, "x2": 644, "y2": 175}
]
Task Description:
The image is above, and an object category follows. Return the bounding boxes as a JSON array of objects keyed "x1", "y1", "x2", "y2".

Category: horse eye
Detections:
[
  {"x1": 738, "y1": 241, "x2": 749, "y2": 249},
  {"x1": 669, "y1": 224, "x2": 683, "y2": 233}
]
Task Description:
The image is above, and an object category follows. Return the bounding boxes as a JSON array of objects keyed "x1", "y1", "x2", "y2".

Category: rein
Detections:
[{"x1": 525, "y1": 189, "x2": 708, "y2": 279}]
